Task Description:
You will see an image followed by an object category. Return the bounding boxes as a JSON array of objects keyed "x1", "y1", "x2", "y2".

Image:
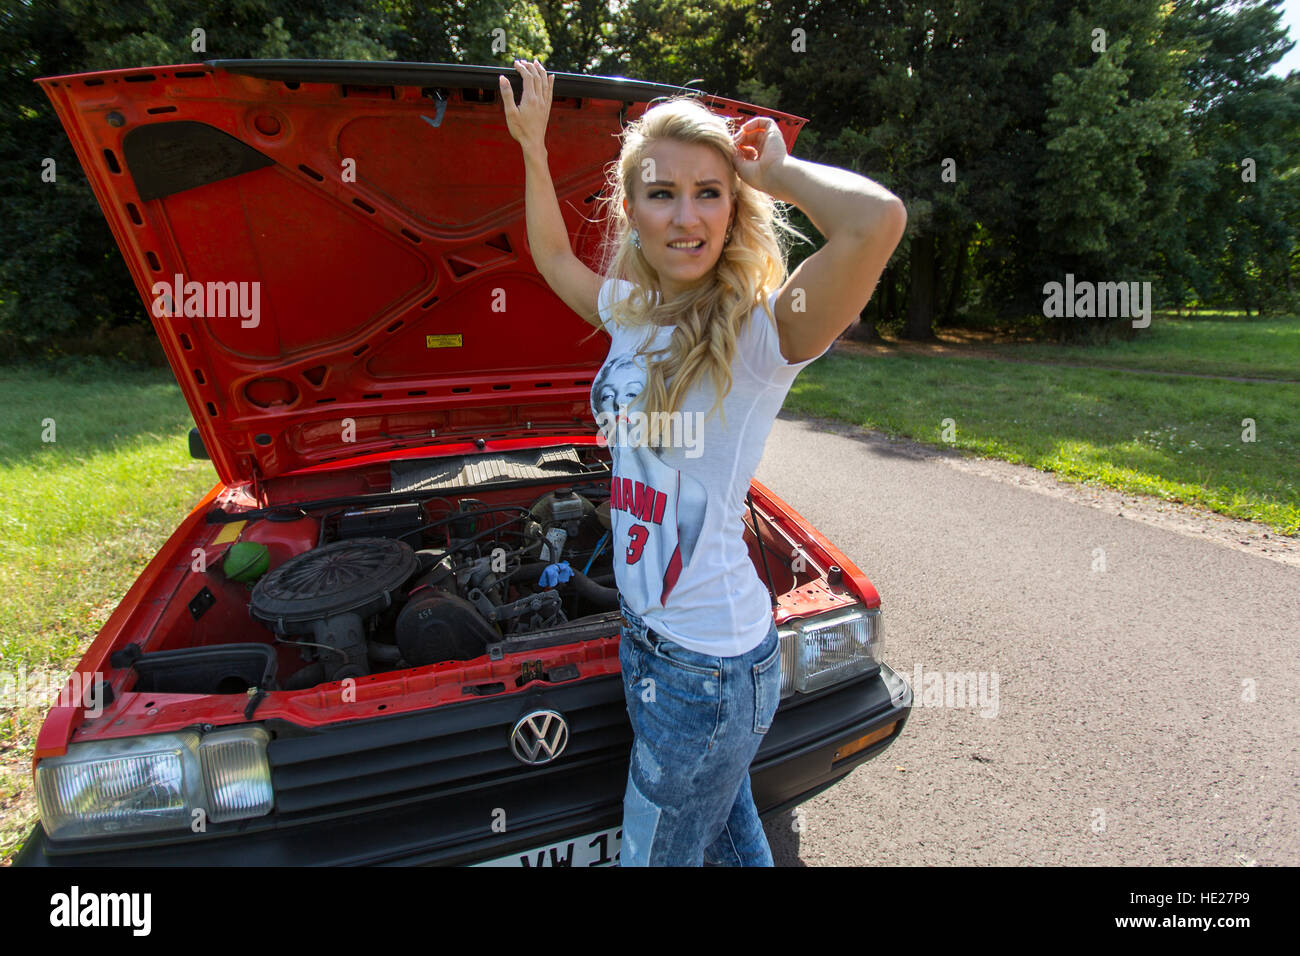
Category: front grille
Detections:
[{"x1": 266, "y1": 675, "x2": 630, "y2": 819}]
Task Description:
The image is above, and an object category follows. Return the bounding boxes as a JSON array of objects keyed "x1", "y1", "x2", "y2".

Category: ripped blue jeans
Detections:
[{"x1": 616, "y1": 592, "x2": 782, "y2": 866}]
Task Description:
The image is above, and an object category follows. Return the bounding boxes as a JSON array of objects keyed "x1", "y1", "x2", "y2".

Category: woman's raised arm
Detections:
[
  {"x1": 732, "y1": 117, "x2": 907, "y2": 363},
  {"x1": 768, "y1": 152, "x2": 907, "y2": 363},
  {"x1": 500, "y1": 59, "x2": 602, "y2": 327}
]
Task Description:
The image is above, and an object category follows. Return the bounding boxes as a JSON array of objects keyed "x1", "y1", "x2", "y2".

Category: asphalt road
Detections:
[{"x1": 755, "y1": 414, "x2": 1300, "y2": 866}]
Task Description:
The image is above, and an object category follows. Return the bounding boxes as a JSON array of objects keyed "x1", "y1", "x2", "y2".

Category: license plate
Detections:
[{"x1": 472, "y1": 825, "x2": 622, "y2": 867}]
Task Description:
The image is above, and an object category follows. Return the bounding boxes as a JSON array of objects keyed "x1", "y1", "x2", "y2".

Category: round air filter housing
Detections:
[
  {"x1": 249, "y1": 537, "x2": 418, "y2": 632},
  {"x1": 249, "y1": 537, "x2": 419, "y2": 683}
]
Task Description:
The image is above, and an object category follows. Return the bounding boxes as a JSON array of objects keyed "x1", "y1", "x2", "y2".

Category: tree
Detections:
[
  {"x1": 0, "y1": 0, "x2": 408, "y2": 352},
  {"x1": 1167, "y1": 0, "x2": 1300, "y2": 313}
]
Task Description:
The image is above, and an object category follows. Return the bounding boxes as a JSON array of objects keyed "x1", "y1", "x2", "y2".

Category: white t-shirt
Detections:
[{"x1": 590, "y1": 278, "x2": 832, "y2": 657}]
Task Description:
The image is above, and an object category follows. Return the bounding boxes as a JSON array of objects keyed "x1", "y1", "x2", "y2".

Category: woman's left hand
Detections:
[{"x1": 732, "y1": 117, "x2": 789, "y2": 195}]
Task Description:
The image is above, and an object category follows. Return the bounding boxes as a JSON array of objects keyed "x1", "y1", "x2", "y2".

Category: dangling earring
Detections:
[
  {"x1": 631, "y1": 228, "x2": 641, "y2": 250},
  {"x1": 723, "y1": 226, "x2": 733, "y2": 248}
]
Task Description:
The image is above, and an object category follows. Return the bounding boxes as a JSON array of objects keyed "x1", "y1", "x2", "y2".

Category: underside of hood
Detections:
[{"x1": 37, "y1": 60, "x2": 807, "y2": 485}]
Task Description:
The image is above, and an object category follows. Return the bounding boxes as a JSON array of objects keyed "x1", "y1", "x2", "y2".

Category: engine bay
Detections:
[{"x1": 121, "y1": 445, "x2": 629, "y2": 695}]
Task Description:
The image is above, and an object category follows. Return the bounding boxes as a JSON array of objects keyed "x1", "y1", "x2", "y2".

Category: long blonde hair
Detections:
[{"x1": 580, "y1": 95, "x2": 810, "y2": 446}]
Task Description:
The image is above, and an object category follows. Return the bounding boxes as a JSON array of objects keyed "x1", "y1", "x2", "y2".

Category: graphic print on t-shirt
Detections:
[{"x1": 591, "y1": 345, "x2": 706, "y2": 609}]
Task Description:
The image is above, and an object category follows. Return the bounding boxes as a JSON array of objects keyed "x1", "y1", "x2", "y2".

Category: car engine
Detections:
[{"x1": 243, "y1": 485, "x2": 618, "y2": 689}]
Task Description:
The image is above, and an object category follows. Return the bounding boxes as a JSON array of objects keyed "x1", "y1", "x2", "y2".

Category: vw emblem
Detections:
[{"x1": 510, "y1": 709, "x2": 569, "y2": 765}]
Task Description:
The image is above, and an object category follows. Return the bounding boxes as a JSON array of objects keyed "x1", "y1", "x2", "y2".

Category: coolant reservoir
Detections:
[{"x1": 529, "y1": 488, "x2": 591, "y2": 526}]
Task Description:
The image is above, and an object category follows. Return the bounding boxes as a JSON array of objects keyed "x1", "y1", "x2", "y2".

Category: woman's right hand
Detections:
[{"x1": 499, "y1": 58, "x2": 554, "y2": 153}]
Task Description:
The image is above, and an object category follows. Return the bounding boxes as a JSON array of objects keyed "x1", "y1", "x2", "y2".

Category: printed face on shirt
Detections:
[{"x1": 594, "y1": 353, "x2": 646, "y2": 433}]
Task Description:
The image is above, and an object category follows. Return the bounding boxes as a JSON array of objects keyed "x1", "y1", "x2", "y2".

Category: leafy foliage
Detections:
[{"x1": 1, "y1": 0, "x2": 1296, "y2": 352}]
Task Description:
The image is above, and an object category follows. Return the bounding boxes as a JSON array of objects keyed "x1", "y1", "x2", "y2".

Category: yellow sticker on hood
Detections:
[
  {"x1": 212, "y1": 520, "x2": 246, "y2": 545},
  {"x1": 426, "y1": 334, "x2": 463, "y2": 348}
]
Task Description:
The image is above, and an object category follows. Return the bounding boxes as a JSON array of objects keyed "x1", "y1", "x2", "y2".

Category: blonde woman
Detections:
[{"x1": 501, "y1": 58, "x2": 906, "y2": 866}]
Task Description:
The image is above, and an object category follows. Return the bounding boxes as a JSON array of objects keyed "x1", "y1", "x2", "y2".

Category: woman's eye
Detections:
[{"x1": 649, "y1": 189, "x2": 719, "y2": 199}]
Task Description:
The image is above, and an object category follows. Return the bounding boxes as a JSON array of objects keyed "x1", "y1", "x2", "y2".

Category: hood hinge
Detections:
[{"x1": 249, "y1": 463, "x2": 267, "y2": 508}]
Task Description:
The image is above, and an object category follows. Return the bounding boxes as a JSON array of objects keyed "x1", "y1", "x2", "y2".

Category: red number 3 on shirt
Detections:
[{"x1": 625, "y1": 525, "x2": 648, "y2": 563}]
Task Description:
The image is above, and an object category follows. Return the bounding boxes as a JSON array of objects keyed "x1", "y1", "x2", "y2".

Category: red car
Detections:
[{"x1": 17, "y1": 59, "x2": 911, "y2": 866}]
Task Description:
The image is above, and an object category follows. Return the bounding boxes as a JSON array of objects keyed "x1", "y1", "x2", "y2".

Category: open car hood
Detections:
[{"x1": 37, "y1": 60, "x2": 807, "y2": 485}]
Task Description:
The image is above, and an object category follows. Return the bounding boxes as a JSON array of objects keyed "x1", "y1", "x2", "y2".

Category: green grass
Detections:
[
  {"x1": 0, "y1": 361, "x2": 216, "y2": 864},
  {"x1": 978, "y1": 311, "x2": 1300, "y2": 381},
  {"x1": 786, "y1": 348, "x2": 1300, "y2": 535}
]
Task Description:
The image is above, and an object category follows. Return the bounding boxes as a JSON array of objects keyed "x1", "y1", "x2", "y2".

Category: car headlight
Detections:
[
  {"x1": 34, "y1": 726, "x2": 272, "y2": 840},
  {"x1": 778, "y1": 605, "x2": 882, "y2": 698}
]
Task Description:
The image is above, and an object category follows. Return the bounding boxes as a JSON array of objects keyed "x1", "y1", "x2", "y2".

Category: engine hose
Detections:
[
  {"x1": 570, "y1": 567, "x2": 619, "y2": 609},
  {"x1": 367, "y1": 641, "x2": 402, "y2": 663},
  {"x1": 282, "y1": 640, "x2": 400, "y2": 689},
  {"x1": 514, "y1": 558, "x2": 617, "y2": 609},
  {"x1": 284, "y1": 661, "x2": 326, "y2": 690},
  {"x1": 514, "y1": 560, "x2": 556, "y2": 587},
  {"x1": 583, "y1": 531, "x2": 609, "y2": 574}
]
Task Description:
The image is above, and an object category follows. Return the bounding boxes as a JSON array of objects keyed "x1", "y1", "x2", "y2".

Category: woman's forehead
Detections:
[
  {"x1": 596, "y1": 358, "x2": 635, "y2": 387},
  {"x1": 638, "y1": 140, "x2": 730, "y2": 184}
]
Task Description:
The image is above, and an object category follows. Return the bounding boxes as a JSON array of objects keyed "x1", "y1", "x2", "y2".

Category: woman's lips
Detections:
[{"x1": 668, "y1": 240, "x2": 706, "y2": 255}]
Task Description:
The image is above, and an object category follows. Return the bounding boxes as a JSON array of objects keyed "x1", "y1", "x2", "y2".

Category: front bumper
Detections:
[{"x1": 15, "y1": 662, "x2": 911, "y2": 866}]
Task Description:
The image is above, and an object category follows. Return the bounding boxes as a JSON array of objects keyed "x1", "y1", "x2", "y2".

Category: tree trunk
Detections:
[
  {"x1": 848, "y1": 301, "x2": 882, "y2": 342},
  {"x1": 848, "y1": 271, "x2": 884, "y2": 342},
  {"x1": 902, "y1": 231, "x2": 937, "y2": 341},
  {"x1": 941, "y1": 227, "x2": 973, "y2": 325},
  {"x1": 885, "y1": 265, "x2": 897, "y2": 328}
]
